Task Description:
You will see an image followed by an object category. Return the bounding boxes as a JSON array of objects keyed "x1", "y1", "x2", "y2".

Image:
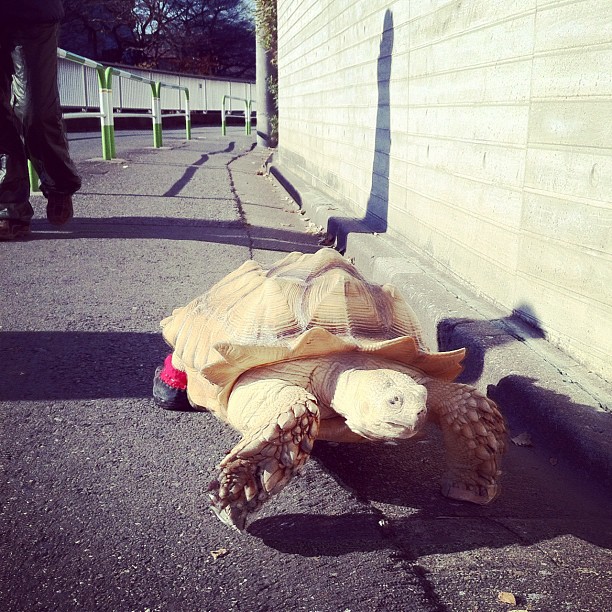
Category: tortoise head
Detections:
[{"x1": 331, "y1": 364, "x2": 428, "y2": 441}]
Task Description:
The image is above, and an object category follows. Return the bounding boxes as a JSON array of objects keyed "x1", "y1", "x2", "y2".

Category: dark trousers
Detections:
[{"x1": 0, "y1": 21, "x2": 81, "y2": 222}]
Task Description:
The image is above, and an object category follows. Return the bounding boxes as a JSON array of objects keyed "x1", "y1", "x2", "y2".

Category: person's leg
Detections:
[
  {"x1": 0, "y1": 25, "x2": 33, "y2": 238},
  {"x1": 12, "y1": 22, "x2": 81, "y2": 225}
]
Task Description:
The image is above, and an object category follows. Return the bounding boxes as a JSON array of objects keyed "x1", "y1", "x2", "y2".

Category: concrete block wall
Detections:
[{"x1": 276, "y1": 0, "x2": 612, "y2": 382}]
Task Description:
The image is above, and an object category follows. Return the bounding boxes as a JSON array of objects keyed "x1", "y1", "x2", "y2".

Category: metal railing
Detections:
[
  {"x1": 221, "y1": 95, "x2": 253, "y2": 136},
  {"x1": 58, "y1": 54, "x2": 255, "y2": 115},
  {"x1": 29, "y1": 49, "x2": 256, "y2": 189},
  {"x1": 58, "y1": 49, "x2": 191, "y2": 160}
]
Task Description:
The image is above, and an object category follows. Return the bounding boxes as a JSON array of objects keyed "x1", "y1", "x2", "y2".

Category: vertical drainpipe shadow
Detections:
[{"x1": 325, "y1": 9, "x2": 394, "y2": 252}]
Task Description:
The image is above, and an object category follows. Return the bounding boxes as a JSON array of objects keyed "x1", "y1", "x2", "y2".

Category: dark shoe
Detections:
[
  {"x1": 153, "y1": 366, "x2": 192, "y2": 410},
  {"x1": 0, "y1": 219, "x2": 31, "y2": 240},
  {"x1": 46, "y1": 193, "x2": 73, "y2": 226}
]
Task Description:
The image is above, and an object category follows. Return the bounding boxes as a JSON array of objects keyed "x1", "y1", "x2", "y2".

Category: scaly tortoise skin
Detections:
[{"x1": 159, "y1": 248, "x2": 506, "y2": 529}]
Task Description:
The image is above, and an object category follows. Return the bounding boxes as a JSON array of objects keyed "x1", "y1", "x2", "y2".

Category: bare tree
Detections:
[
  {"x1": 60, "y1": 0, "x2": 255, "y2": 78},
  {"x1": 61, "y1": 0, "x2": 135, "y2": 63}
]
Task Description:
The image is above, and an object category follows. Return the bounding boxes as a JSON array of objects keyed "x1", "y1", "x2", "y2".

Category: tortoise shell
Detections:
[{"x1": 161, "y1": 249, "x2": 465, "y2": 412}]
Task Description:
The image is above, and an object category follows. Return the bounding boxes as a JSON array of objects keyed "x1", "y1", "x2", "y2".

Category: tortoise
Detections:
[{"x1": 153, "y1": 248, "x2": 506, "y2": 530}]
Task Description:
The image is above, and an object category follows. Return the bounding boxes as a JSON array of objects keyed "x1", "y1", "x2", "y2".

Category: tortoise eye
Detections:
[{"x1": 387, "y1": 394, "x2": 403, "y2": 409}]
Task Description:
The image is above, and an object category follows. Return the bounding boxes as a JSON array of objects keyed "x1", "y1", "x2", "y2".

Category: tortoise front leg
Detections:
[
  {"x1": 209, "y1": 381, "x2": 320, "y2": 530},
  {"x1": 423, "y1": 379, "x2": 506, "y2": 504}
]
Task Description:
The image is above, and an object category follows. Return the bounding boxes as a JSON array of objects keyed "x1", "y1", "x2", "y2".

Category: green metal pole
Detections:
[
  {"x1": 184, "y1": 88, "x2": 192, "y2": 140},
  {"x1": 97, "y1": 66, "x2": 115, "y2": 160},
  {"x1": 28, "y1": 160, "x2": 39, "y2": 192},
  {"x1": 107, "y1": 68, "x2": 116, "y2": 159},
  {"x1": 152, "y1": 82, "x2": 163, "y2": 147},
  {"x1": 221, "y1": 95, "x2": 227, "y2": 135}
]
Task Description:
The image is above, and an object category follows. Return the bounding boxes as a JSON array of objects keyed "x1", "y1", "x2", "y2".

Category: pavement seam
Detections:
[
  {"x1": 486, "y1": 517, "x2": 562, "y2": 567},
  {"x1": 312, "y1": 452, "x2": 450, "y2": 610},
  {"x1": 226, "y1": 144, "x2": 258, "y2": 259}
]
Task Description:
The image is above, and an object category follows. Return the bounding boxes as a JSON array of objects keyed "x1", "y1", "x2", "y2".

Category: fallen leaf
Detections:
[
  {"x1": 210, "y1": 547, "x2": 228, "y2": 560},
  {"x1": 511, "y1": 432, "x2": 533, "y2": 447},
  {"x1": 305, "y1": 223, "x2": 324, "y2": 235},
  {"x1": 497, "y1": 591, "x2": 516, "y2": 605}
]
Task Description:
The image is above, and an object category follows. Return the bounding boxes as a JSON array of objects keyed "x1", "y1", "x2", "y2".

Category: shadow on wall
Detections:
[
  {"x1": 437, "y1": 303, "x2": 546, "y2": 385},
  {"x1": 323, "y1": 9, "x2": 394, "y2": 253}
]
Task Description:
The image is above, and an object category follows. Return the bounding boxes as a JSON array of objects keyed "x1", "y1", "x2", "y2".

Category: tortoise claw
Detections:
[
  {"x1": 209, "y1": 493, "x2": 246, "y2": 531},
  {"x1": 208, "y1": 399, "x2": 319, "y2": 530},
  {"x1": 441, "y1": 479, "x2": 499, "y2": 505},
  {"x1": 208, "y1": 458, "x2": 263, "y2": 530}
]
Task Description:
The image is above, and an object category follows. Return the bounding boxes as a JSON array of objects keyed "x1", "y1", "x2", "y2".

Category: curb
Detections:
[{"x1": 267, "y1": 157, "x2": 612, "y2": 492}]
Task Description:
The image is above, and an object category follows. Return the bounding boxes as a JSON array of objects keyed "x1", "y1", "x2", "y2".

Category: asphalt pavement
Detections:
[{"x1": 1, "y1": 126, "x2": 610, "y2": 612}]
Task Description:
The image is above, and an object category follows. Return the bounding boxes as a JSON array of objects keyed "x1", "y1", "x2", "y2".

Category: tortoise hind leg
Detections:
[
  {"x1": 424, "y1": 379, "x2": 506, "y2": 504},
  {"x1": 209, "y1": 384, "x2": 320, "y2": 530},
  {"x1": 153, "y1": 354, "x2": 191, "y2": 410}
]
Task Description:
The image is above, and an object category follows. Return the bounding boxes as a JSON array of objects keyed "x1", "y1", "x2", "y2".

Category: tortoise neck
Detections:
[{"x1": 307, "y1": 353, "x2": 396, "y2": 408}]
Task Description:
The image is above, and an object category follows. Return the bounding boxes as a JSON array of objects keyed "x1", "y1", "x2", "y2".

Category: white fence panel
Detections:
[
  {"x1": 205, "y1": 79, "x2": 230, "y2": 111},
  {"x1": 114, "y1": 67, "x2": 152, "y2": 110},
  {"x1": 179, "y1": 76, "x2": 206, "y2": 111},
  {"x1": 57, "y1": 53, "x2": 254, "y2": 113},
  {"x1": 115, "y1": 78, "x2": 150, "y2": 110},
  {"x1": 58, "y1": 57, "x2": 87, "y2": 107},
  {"x1": 84, "y1": 66, "x2": 100, "y2": 108},
  {"x1": 158, "y1": 74, "x2": 183, "y2": 110}
]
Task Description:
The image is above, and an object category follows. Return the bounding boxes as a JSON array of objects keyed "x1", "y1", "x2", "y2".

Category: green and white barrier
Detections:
[
  {"x1": 55, "y1": 48, "x2": 191, "y2": 159},
  {"x1": 28, "y1": 160, "x2": 39, "y2": 192},
  {"x1": 57, "y1": 49, "x2": 115, "y2": 160},
  {"x1": 221, "y1": 95, "x2": 253, "y2": 136}
]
